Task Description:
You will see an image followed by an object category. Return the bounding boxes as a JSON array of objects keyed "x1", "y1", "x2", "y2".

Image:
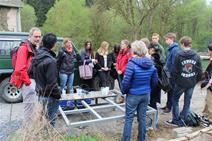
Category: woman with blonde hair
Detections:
[{"x1": 95, "y1": 41, "x2": 113, "y2": 87}]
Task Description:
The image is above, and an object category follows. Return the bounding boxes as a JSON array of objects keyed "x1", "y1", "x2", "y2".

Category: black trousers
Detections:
[
  {"x1": 98, "y1": 71, "x2": 110, "y2": 87},
  {"x1": 150, "y1": 85, "x2": 161, "y2": 110}
]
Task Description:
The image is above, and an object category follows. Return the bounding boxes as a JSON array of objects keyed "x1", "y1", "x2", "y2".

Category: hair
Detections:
[
  {"x1": 208, "y1": 43, "x2": 212, "y2": 51},
  {"x1": 113, "y1": 44, "x2": 121, "y2": 53},
  {"x1": 180, "y1": 36, "x2": 192, "y2": 47},
  {"x1": 97, "y1": 41, "x2": 109, "y2": 56},
  {"x1": 141, "y1": 38, "x2": 150, "y2": 48},
  {"x1": 131, "y1": 40, "x2": 148, "y2": 57},
  {"x1": 164, "y1": 32, "x2": 176, "y2": 41},
  {"x1": 29, "y1": 27, "x2": 41, "y2": 36},
  {"x1": 42, "y1": 33, "x2": 57, "y2": 49},
  {"x1": 63, "y1": 38, "x2": 72, "y2": 45},
  {"x1": 84, "y1": 41, "x2": 94, "y2": 58},
  {"x1": 152, "y1": 33, "x2": 160, "y2": 37},
  {"x1": 121, "y1": 40, "x2": 130, "y2": 48}
]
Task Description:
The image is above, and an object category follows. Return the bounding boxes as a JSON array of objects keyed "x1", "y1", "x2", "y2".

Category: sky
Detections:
[{"x1": 206, "y1": 0, "x2": 212, "y2": 5}]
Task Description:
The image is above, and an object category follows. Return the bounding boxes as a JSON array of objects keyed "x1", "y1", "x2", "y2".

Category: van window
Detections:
[{"x1": 0, "y1": 40, "x2": 21, "y2": 56}]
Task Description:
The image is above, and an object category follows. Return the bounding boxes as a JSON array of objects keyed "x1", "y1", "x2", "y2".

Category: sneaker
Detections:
[
  {"x1": 162, "y1": 107, "x2": 171, "y2": 113},
  {"x1": 164, "y1": 120, "x2": 178, "y2": 127}
]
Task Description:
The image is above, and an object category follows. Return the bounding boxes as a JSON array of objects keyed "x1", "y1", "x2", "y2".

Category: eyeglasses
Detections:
[{"x1": 34, "y1": 36, "x2": 41, "y2": 38}]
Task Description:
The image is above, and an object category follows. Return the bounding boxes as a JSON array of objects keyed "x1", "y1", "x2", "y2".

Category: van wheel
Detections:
[
  {"x1": 0, "y1": 77, "x2": 23, "y2": 103},
  {"x1": 92, "y1": 75, "x2": 115, "y2": 91}
]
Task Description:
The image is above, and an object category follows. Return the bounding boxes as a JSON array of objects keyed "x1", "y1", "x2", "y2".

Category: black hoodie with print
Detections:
[{"x1": 172, "y1": 49, "x2": 202, "y2": 88}]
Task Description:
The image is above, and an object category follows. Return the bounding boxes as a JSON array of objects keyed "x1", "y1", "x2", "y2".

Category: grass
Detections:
[
  {"x1": 6, "y1": 103, "x2": 105, "y2": 141},
  {"x1": 59, "y1": 134, "x2": 102, "y2": 141}
]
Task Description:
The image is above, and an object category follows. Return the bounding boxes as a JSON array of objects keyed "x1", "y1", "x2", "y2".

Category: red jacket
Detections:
[
  {"x1": 116, "y1": 48, "x2": 131, "y2": 75},
  {"x1": 10, "y1": 41, "x2": 33, "y2": 88}
]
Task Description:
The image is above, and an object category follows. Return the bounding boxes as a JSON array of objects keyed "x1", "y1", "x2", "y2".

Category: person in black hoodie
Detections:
[
  {"x1": 31, "y1": 33, "x2": 61, "y2": 126},
  {"x1": 166, "y1": 36, "x2": 202, "y2": 126},
  {"x1": 148, "y1": 43, "x2": 165, "y2": 110}
]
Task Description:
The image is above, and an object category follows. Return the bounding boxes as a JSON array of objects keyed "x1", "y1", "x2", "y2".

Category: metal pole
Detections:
[
  {"x1": 81, "y1": 100, "x2": 102, "y2": 119},
  {"x1": 64, "y1": 103, "x2": 125, "y2": 115},
  {"x1": 104, "y1": 98, "x2": 125, "y2": 112},
  {"x1": 58, "y1": 106, "x2": 70, "y2": 125}
]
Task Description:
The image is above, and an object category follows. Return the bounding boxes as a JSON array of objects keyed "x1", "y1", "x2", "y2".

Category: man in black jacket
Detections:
[
  {"x1": 166, "y1": 36, "x2": 202, "y2": 126},
  {"x1": 32, "y1": 33, "x2": 61, "y2": 126}
]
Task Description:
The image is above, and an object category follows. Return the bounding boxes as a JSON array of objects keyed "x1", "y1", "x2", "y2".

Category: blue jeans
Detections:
[
  {"x1": 122, "y1": 94, "x2": 149, "y2": 141},
  {"x1": 59, "y1": 73, "x2": 74, "y2": 93},
  {"x1": 172, "y1": 85, "x2": 194, "y2": 123},
  {"x1": 38, "y1": 96, "x2": 59, "y2": 127}
]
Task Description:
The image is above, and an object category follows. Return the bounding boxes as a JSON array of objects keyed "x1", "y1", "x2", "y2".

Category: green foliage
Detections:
[
  {"x1": 40, "y1": 0, "x2": 212, "y2": 51},
  {"x1": 27, "y1": 0, "x2": 56, "y2": 27},
  {"x1": 21, "y1": 4, "x2": 37, "y2": 32},
  {"x1": 42, "y1": 0, "x2": 91, "y2": 49}
]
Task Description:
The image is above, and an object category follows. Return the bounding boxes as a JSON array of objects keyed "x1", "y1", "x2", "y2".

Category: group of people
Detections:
[{"x1": 9, "y1": 27, "x2": 212, "y2": 141}]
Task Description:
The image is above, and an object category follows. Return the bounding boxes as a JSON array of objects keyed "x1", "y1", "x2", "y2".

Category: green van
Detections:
[{"x1": 0, "y1": 32, "x2": 115, "y2": 103}]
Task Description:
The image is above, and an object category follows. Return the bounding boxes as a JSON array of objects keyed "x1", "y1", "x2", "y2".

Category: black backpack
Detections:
[
  {"x1": 158, "y1": 67, "x2": 171, "y2": 92},
  {"x1": 184, "y1": 111, "x2": 200, "y2": 127},
  {"x1": 185, "y1": 111, "x2": 212, "y2": 127}
]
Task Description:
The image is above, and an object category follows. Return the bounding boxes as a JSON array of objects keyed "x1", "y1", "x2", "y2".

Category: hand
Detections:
[
  {"x1": 92, "y1": 59, "x2": 97, "y2": 64},
  {"x1": 102, "y1": 67, "x2": 109, "y2": 71},
  {"x1": 118, "y1": 70, "x2": 122, "y2": 74}
]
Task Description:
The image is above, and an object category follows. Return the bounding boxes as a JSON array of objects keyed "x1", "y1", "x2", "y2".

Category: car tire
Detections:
[
  {"x1": 92, "y1": 75, "x2": 115, "y2": 91},
  {"x1": 0, "y1": 77, "x2": 23, "y2": 103}
]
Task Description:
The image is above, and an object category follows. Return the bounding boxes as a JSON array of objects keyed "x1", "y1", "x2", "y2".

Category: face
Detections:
[
  {"x1": 29, "y1": 30, "x2": 41, "y2": 46},
  {"x1": 152, "y1": 36, "x2": 159, "y2": 44},
  {"x1": 149, "y1": 48, "x2": 156, "y2": 55},
  {"x1": 65, "y1": 40, "x2": 73, "y2": 52},
  {"x1": 121, "y1": 41, "x2": 127, "y2": 49},
  {"x1": 86, "y1": 42, "x2": 91, "y2": 49},
  {"x1": 208, "y1": 49, "x2": 212, "y2": 56},
  {"x1": 165, "y1": 37, "x2": 173, "y2": 45}
]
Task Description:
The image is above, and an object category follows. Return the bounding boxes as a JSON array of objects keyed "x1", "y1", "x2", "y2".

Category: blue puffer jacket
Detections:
[
  {"x1": 121, "y1": 57, "x2": 158, "y2": 95},
  {"x1": 165, "y1": 42, "x2": 181, "y2": 73}
]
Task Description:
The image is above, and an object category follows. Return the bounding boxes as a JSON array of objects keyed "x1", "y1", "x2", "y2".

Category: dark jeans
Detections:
[
  {"x1": 122, "y1": 94, "x2": 149, "y2": 141},
  {"x1": 38, "y1": 96, "x2": 59, "y2": 127},
  {"x1": 150, "y1": 85, "x2": 161, "y2": 110},
  {"x1": 166, "y1": 78, "x2": 175, "y2": 110},
  {"x1": 117, "y1": 74, "x2": 124, "y2": 90},
  {"x1": 98, "y1": 71, "x2": 110, "y2": 87},
  {"x1": 172, "y1": 85, "x2": 194, "y2": 123}
]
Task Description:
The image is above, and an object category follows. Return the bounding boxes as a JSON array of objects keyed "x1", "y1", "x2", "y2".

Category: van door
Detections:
[{"x1": 0, "y1": 39, "x2": 21, "y2": 69}]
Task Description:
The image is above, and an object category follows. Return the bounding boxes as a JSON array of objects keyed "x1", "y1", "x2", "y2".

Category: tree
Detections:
[
  {"x1": 94, "y1": 0, "x2": 161, "y2": 40},
  {"x1": 42, "y1": 0, "x2": 91, "y2": 49},
  {"x1": 21, "y1": 4, "x2": 37, "y2": 32},
  {"x1": 27, "y1": 0, "x2": 56, "y2": 27}
]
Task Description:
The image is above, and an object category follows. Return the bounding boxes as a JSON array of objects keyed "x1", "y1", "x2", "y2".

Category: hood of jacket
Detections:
[
  {"x1": 130, "y1": 57, "x2": 153, "y2": 69},
  {"x1": 33, "y1": 47, "x2": 56, "y2": 66},
  {"x1": 168, "y1": 42, "x2": 179, "y2": 51},
  {"x1": 177, "y1": 49, "x2": 197, "y2": 58}
]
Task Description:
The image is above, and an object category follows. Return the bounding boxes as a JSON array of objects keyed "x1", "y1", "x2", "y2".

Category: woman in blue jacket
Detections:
[{"x1": 122, "y1": 40, "x2": 158, "y2": 141}]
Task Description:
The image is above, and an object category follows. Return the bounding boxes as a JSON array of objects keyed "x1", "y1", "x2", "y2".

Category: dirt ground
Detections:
[{"x1": 0, "y1": 81, "x2": 208, "y2": 141}]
